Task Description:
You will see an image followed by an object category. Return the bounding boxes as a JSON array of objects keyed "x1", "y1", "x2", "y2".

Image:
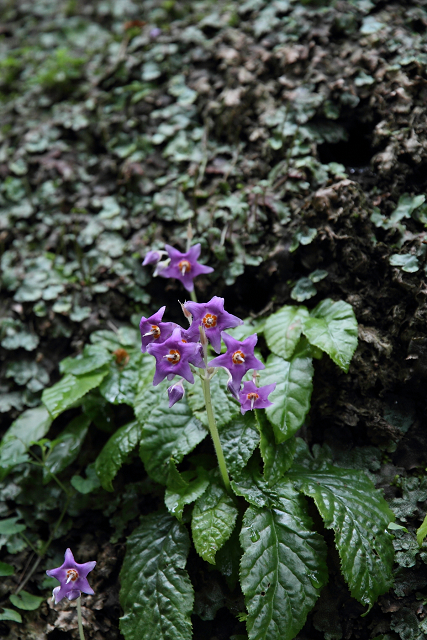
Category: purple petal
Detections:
[{"x1": 142, "y1": 250, "x2": 161, "y2": 266}]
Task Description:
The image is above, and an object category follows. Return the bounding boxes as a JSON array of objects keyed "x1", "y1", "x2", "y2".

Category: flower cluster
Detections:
[
  {"x1": 140, "y1": 296, "x2": 275, "y2": 413},
  {"x1": 142, "y1": 243, "x2": 213, "y2": 292},
  {"x1": 47, "y1": 548, "x2": 96, "y2": 604}
]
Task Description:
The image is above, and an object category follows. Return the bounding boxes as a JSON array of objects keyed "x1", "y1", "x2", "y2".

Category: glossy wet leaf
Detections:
[
  {"x1": 165, "y1": 470, "x2": 210, "y2": 521},
  {"x1": 42, "y1": 370, "x2": 108, "y2": 419},
  {"x1": 302, "y1": 299, "x2": 358, "y2": 373},
  {"x1": 288, "y1": 459, "x2": 394, "y2": 609},
  {"x1": 139, "y1": 396, "x2": 207, "y2": 485},
  {"x1": 0, "y1": 406, "x2": 52, "y2": 478},
  {"x1": 120, "y1": 511, "x2": 193, "y2": 640},
  {"x1": 96, "y1": 420, "x2": 141, "y2": 491},
  {"x1": 219, "y1": 412, "x2": 259, "y2": 477},
  {"x1": 264, "y1": 305, "x2": 309, "y2": 359},
  {"x1": 192, "y1": 479, "x2": 238, "y2": 564},
  {"x1": 9, "y1": 590, "x2": 43, "y2": 611},
  {"x1": 261, "y1": 354, "x2": 313, "y2": 443},
  {"x1": 240, "y1": 480, "x2": 328, "y2": 640},
  {"x1": 257, "y1": 411, "x2": 296, "y2": 485},
  {"x1": 100, "y1": 354, "x2": 142, "y2": 405},
  {"x1": 59, "y1": 344, "x2": 111, "y2": 375},
  {"x1": 43, "y1": 414, "x2": 90, "y2": 480}
]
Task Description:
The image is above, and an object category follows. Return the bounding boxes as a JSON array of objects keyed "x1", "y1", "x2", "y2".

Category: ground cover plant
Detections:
[{"x1": 2, "y1": 0, "x2": 427, "y2": 639}]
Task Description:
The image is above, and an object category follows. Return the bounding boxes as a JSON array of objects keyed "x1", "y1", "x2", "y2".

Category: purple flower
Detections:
[
  {"x1": 142, "y1": 250, "x2": 164, "y2": 266},
  {"x1": 149, "y1": 27, "x2": 162, "y2": 39},
  {"x1": 183, "y1": 297, "x2": 243, "y2": 353},
  {"x1": 139, "y1": 306, "x2": 177, "y2": 353},
  {"x1": 159, "y1": 244, "x2": 214, "y2": 293},
  {"x1": 46, "y1": 548, "x2": 96, "y2": 604},
  {"x1": 239, "y1": 381, "x2": 276, "y2": 415},
  {"x1": 208, "y1": 332, "x2": 265, "y2": 393},
  {"x1": 147, "y1": 327, "x2": 205, "y2": 385},
  {"x1": 168, "y1": 379, "x2": 185, "y2": 407}
]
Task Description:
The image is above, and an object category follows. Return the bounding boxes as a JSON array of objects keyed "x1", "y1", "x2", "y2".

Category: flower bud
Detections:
[
  {"x1": 142, "y1": 250, "x2": 162, "y2": 266},
  {"x1": 167, "y1": 379, "x2": 185, "y2": 407}
]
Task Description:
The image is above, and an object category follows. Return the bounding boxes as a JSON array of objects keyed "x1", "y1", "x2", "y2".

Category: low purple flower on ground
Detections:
[
  {"x1": 159, "y1": 244, "x2": 214, "y2": 292},
  {"x1": 46, "y1": 548, "x2": 96, "y2": 604},
  {"x1": 168, "y1": 379, "x2": 185, "y2": 407},
  {"x1": 239, "y1": 381, "x2": 276, "y2": 414},
  {"x1": 208, "y1": 333, "x2": 265, "y2": 393},
  {"x1": 183, "y1": 297, "x2": 243, "y2": 353},
  {"x1": 139, "y1": 306, "x2": 176, "y2": 352},
  {"x1": 147, "y1": 327, "x2": 205, "y2": 385}
]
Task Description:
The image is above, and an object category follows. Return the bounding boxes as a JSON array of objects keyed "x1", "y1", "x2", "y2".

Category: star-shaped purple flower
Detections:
[
  {"x1": 147, "y1": 327, "x2": 205, "y2": 385},
  {"x1": 158, "y1": 244, "x2": 214, "y2": 292},
  {"x1": 46, "y1": 548, "x2": 96, "y2": 604},
  {"x1": 239, "y1": 381, "x2": 276, "y2": 415},
  {"x1": 208, "y1": 332, "x2": 265, "y2": 394},
  {"x1": 183, "y1": 297, "x2": 243, "y2": 353},
  {"x1": 139, "y1": 306, "x2": 177, "y2": 353}
]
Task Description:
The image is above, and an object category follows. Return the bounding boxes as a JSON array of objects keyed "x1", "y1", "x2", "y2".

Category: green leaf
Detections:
[
  {"x1": 417, "y1": 513, "x2": 427, "y2": 546},
  {"x1": 215, "y1": 523, "x2": 242, "y2": 590},
  {"x1": 71, "y1": 464, "x2": 101, "y2": 494},
  {"x1": 261, "y1": 354, "x2": 313, "y2": 443},
  {"x1": 0, "y1": 608, "x2": 22, "y2": 622},
  {"x1": 187, "y1": 370, "x2": 240, "y2": 429},
  {"x1": 42, "y1": 370, "x2": 108, "y2": 419},
  {"x1": 9, "y1": 590, "x2": 43, "y2": 611},
  {"x1": 219, "y1": 412, "x2": 260, "y2": 477},
  {"x1": 240, "y1": 481, "x2": 328, "y2": 640},
  {"x1": 389, "y1": 254, "x2": 419, "y2": 273},
  {"x1": 59, "y1": 344, "x2": 112, "y2": 375},
  {"x1": 100, "y1": 352, "x2": 142, "y2": 405},
  {"x1": 120, "y1": 511, "x2": 193, "y2": 640},
  {"x1": 132, "y1": 357, "x2": 161, "y2": 424},
  {"x1": 0, "y1": 517, "x2": 25, "y2": 535},
  {"x1": 43, "y1": 414, "x2": 90, "y2": 479},
  {"x1": 257, "y1": 411, "x2": 296, "y2": 485},
  {"x1": 0, "y1": 406, "x2": 52, "y2": 478},
  {"x1": 139, "y1": 396, "x2": 207, "y2": 484},
  {"x1": 264, "y1": 306, "x2": 309, "y2": 359},
  {"x1": 287, "y1": 459, "x2": 394, "y2": 609},
  {"x1": 0, "y1": 561, "x2": 14, "y2": 576},
  {"x1": 192, "y1": 478, "x2": 239, "y2": 564},
  {"x1": 95, "y1": 420, "x2": 140, "y2": 491},
  {"x1": 291, "y1": 278, "x2": 317, "y2": 302},
  {"x1": 302, "y1": 299, "x2": 358, "y2": 372},
  {"x1": 165, "y1": 470, "x2": 210, "y2": 521}
]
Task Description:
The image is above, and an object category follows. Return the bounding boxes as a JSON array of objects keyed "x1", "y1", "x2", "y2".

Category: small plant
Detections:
[{"x1": 0, "y1": 243, "x2": 395, "y2": 639}]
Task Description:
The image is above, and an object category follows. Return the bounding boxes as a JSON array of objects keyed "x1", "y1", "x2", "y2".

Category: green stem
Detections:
[
  {"x1": 77, "y1": 597, "x2": 86, "y2": 640},
  {"x1": 202, "y1": 375, "x2": 231, "y2": 493},
  {"x1": 190, "y1": 289, "x2": 197, "y2": 303}
]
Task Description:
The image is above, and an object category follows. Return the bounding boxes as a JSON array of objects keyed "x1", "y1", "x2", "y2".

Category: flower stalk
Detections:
[
  {"x1": 201, "y1": 373, "x2": 231, "y2": 494},
  {"x1": 77, "y1": 597, "x2": 86, "y2": 640}
]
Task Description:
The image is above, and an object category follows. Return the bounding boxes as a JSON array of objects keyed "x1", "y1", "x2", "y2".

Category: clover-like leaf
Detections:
[
  {"x1": 240, "y1": 480, "x2": 328, "y2": 640},
  {"x1": 42, "y1": 370, "x2": 108, "y2": 419},
  {"x1": 120, "y1": 511, "x2": 193, "y2": 640},
  {"x1": 302, "y1": 299, "x2": 358, "y2": 372},
  {"x1": 192, "y1": 478, "x2": 238, "y2": 564},
  {"x1": 95, "y1": 420, "x2": 141, "y2": 491},
  {"x1": 264, "y1": 305, "x2": 309, "y2": 360},
  {"x1": 261, "y1": 354, "x2": 313, "y2": 443},
  {"x1": 288, "y1": 459, "x2": 395, "y2": 609},
  {"x1": 9, "y1": 590, "x2": 43, "y2": 611},
  {"x1": 139, "y1": 396, "x2": 207, "y2": 485}
]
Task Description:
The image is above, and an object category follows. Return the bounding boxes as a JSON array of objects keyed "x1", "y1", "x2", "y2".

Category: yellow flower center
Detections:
[{"x1": 247, "y1": 392, "x2": 259, "y2": 401}]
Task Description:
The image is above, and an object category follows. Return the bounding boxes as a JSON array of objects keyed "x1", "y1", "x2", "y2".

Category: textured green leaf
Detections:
[
  {"x1": 187, "y1": 370, "x2": 239, "y2": 429},
  {"x1": 0, "y1": 517, "x2": 25, "y2": 535},
  {"x1": 100, "y1": 352, "x2": 142, "y2": 405},
  {"x1": 220, "y1": 412, "x2": 259, "y2": 477},
  {"x1": 0, "y1": 561, "x2": 14, "y2": 576},
  {"x1": 9, "y1": 590, "x2": 43, "y2": 611},
  {"x1": 0, "y1": 608, "x2": 22, "y2": 622},
  {"x1": 192, "y1": 478, "x2": 239, "y2": 564},
  {"x1": 42, "y1": 370, "x2": 108, "y2": 419},
  {"x1": 133, "y1": 357, "x2": 161, "y2": 424},
  {"x1": 139, "y1": 396, "x2": 207, "y2": 484},
  {"x1": 120, "y1": 511, "x2": 193, "y2": 640},
  {"x1": 59, "y1": 344, "x2": 112, "y2": 375},
  {"x1": 240, "y1": 481, "x2": 328, "y2": 640},
  {"x1": 264, "y1": 306, "x2": 309, "y2": 359},
  {"x1": 287, "y1": 457, "x2": 394, "y2": 609},
  {"x1": 165, "y1": 470, "x2": 209, "y2": 521},
  {"x1": 257, "y1": 411, "x2": 296, "y2": 485},
  {"x1": 261, "y1": 354, "x2": 313, "y2": 443},
  {"x1": 0, "y1": 406, "x2": 52, "y2": 477},
  {"x1": 43, "y1": 414, "x2": 90, "y2": 479},
  {"x1": 302, "y1": 299, "x2": 358, "y2": 373},
  {"x1": 215, "y1": 523, "x2": 242, "y2": 590},
  {"x1": 417, "y1": 513, "x2": 427, "y2": 546},
  {"x1": 96, "y1": 420, "x2": 140, "y2": 491}
]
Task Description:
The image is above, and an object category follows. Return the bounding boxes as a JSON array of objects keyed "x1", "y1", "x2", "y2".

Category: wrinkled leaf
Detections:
[
  {"x1": 417, "y1": 513, "x2": 427, "y2": 547},
  {"x1": 0, "y1": 406, "x2": 52, "y2": 478},
  {"x1": 220, "y1": 412, "x2": 259, "y2": 477},
  {"x1": 44, "y1": 414, "x2": 90, "y2": 480},
  {"x1": 257, "y1": 411, "x2": 296, "y2": 485},
  {"x1": 264, "y1": 305, "x2": 309, "y2": 359},
  {"x1": 165, "y1": 470, "x2": 210, "y2": 521},
  {"x1": 100, "y1": 354, "x2": 141, "y2": 405},
  {"x1": 42, "y1": 369, "x2": 108, "y2": 419},
  {"x1": 59, "y1": 344, "x2": 111, "y2": 375},
  {"x1": 96, "y1": 421, "x2": 141, "y2": 491}
]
